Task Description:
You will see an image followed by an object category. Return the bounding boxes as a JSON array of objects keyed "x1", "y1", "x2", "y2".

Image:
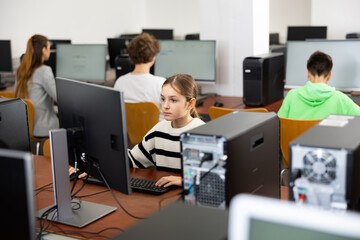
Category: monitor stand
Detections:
[{"x1": 37, "y1": 129, "x2": 116, "y2": 228}]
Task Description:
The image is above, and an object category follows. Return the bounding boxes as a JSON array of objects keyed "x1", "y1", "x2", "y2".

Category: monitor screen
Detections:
[
  {"x1": 55, "y1": 77, "x2": 131, "y2": 194},
  {"x1": 0, "y1": 40, "x2": 12, "y2": 72},
  {"x1": 287, "y1": 26, "x2": 327, "y2": 41},
  {"x1": 228, "y1": 194, "x2": 360, "y2": 240},
  {"x1": 155, "y1": 40, "x2": 216, "y2": 83},
  {"x1": 0, "y1": 149, "x2": 35, "y2": 240},
  {"x1": 56, "y1": 44, "x2": 107, "y2": 83},
  {"x1": 142, "y1": 29, "x2": 173, "y2": 40},
  {"x1": 107, "y1": 38, "x2": 129, "y2": 68},
  {"x1": 44, "y1": 39, "x2": 71, "y2": 76},
  {"x1": 285, "y1": 40, "x2": 360, "y2": 91},
  {"x1": 0, "y1": 98, "x2": 31, "y2": 151}
]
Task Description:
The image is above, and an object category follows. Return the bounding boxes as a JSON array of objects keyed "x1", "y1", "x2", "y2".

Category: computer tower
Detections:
[
  {"x1": 243, "y1": 53, "x2": 284, "y2": 106},
  {"x1": 289, "y1": 115, "x2": 360, "y2": 211},
  {"x1": 114, "y1": 55, "x2": 133, "y2": 79},
  {"x1": 181, "y1": 111, "x2": 280, "y2": 209}
]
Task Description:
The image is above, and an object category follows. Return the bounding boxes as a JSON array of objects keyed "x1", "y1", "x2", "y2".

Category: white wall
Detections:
[
  {"x1": 200, "y1": 0, "x2": 269, "y2": 97},
  {"x1": 269, "y1": 0, "x2": 311, "y2": 43},
  {"x1": 144, "y1": 0, "x2": 200, "y2": 39},
  {"x1": 0, "y1": 0, "x2": 200, "y2": 59},
  {"x1": 311, "y1": 0, "x2": 360, "y2": 39}
]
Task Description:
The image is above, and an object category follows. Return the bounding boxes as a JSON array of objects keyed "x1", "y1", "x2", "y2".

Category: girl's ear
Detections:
[{"x1": 188, "y1": 98, "x2": 196, "y2": 110}]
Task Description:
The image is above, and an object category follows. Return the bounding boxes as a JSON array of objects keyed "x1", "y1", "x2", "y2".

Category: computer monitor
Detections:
[
  {"x1": 142, "y1": 29, "x2": 173, "y2": 40},
  {"x1": 154, "y1": 40, "x2": 216, "y2": 83},
  {"x1": 43, "y1": 39, "x2": 71, "y2": 76},
  {"x1": 0, "y1": 40, "x2": 12, "y2": 73},
  {"x1": 107, "y1": 38, "x2": 129, "y2": 68},
  {"x1": 0, "y1": 149, "x2": 35, "y2": 240},
  {"x1": 228, "y1": 194, "x2": 360, "y2": 240},
  {"x1": 0, "y1": 98, "x2": 31, "y2": 152},
  {"x1": 285, "y1": 40, "x2": 360, "y2": 91},
  {"x1": 0, "y1": 40, "x2": 13, "y2": 89},
  {"x1": 56, "y1": 44, "x2": 107, "y2": 84},
  {"x1": 287, "y1": 26, "x2": 327, "y2": 41},
  {"x1": 55, "y1": 77, "x2": 131, "y2": 194}
]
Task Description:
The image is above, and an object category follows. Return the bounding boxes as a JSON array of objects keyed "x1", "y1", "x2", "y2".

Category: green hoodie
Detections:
[{"x1": 278, "y1": 81, "x2": 360, "y2": 119}]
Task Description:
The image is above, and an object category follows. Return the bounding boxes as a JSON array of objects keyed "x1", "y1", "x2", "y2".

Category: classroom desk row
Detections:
[{"x1": 34, "y1": 155, "x2": 289, "y2": 239}]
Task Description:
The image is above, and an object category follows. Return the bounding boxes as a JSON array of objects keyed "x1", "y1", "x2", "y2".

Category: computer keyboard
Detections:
[{"x1": 81, "y1": 175, "x2": 174, "y2": 195}]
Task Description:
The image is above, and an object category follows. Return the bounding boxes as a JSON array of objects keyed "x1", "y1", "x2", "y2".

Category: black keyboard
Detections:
[
  {"x1": 130, "y1": 177, "x2": 173, "y2": 195},
  {"x1": 82, "y1": 175, "x2": 173, "y2": 195}
]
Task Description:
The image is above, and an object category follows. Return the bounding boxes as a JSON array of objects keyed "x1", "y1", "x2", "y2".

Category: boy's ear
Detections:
[
  {"x1": 326, "y1": 71, "x2": 332, "y2": 82},
  {"x1": 307, "y1": 70, "x2": 311, "y2": 79}
]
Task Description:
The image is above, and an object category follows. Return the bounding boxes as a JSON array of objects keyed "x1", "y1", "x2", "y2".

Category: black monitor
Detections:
[
  {"x1": 107, "y1": 38, "x2": 129, "y2": 68},
  {"x1": 0, "y1": 40, "x2": 12, "y2": 73},
  {"x1": 55, "y1": 77, "x2": 131, "y2": 194},
  {"x1": 287, "y1": 26, "x2": 327, "y2": 41},
  {"x1": 0, "y1": 149, "x2": 35, "y2": 240},
  {"x1": 44, "y1": 39, "x2": 71, "y2": 76},
  {"x1": 142, "y1": 29, "x2": 173, "y2": 40},
  {"x1": 154, "y1": 40, "x2": 216, "y2": 83},
  {"x1": 0, "y1": 40, "x2": 13, "y2": 89},
  {"x1": 56, "y1": 44, "x2": 107, "y2": 84},
  {"x1": 0, "y1": 98, "x2": 31, "y2": 152}
]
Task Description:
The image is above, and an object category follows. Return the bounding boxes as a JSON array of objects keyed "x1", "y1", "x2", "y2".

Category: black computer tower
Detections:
[
  {"x1": 243, "y1": 53, "x2": 284, "y2": 106},
  {"x1": 289, "y1": 115, "x2": 360, "y2": 211},
  {"x1": 181, "y1": 111, "x2": 280, "y2": 209}
]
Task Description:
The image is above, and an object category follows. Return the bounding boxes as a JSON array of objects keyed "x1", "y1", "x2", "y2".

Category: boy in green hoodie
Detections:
[{"x1": 277, "y1": 51, "x2": 360, "y2": 119}]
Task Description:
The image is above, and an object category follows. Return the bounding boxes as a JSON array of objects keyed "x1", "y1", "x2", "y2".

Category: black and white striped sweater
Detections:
[{"x1": 128, "y1": 118, "x2": 205, "y2": 172}]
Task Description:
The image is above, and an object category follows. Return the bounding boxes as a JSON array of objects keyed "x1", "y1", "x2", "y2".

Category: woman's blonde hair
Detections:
[
  {"x1": 162, "y1": 74, "x2": 199, "y2": 118},
  {"x1": 16, "y1": 34, "x2": 48, "y2": 98}
]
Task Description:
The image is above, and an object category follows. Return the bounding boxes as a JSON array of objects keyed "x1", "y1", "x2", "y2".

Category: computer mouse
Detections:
[{"x1": 214, "y1": 101, "x2": 224, "y2": 107}]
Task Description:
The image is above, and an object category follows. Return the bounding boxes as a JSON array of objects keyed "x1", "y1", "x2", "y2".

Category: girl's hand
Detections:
[
  {"x1": 155, "y1": 175, "x2": 181, "y2": 188},
  {"x1": 69, "y1": 166, "x2": 88, "y2": 178}
]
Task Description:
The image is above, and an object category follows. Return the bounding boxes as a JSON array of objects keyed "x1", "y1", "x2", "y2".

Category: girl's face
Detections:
[
  {"x1": 42, "y1": 41, "x2": 51, "y2": 62},
  {"x1": 161, "y1": 84, "x2": 192, "y2": 122}
]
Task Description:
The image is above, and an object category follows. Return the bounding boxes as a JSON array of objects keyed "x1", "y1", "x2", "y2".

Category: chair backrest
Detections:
[
  {"x1": 43, "y1": 138, "x2": 51, "y2": 158},
  {"x1": 125, "y1": 102, "x2": 160, "y2": 146},
  {"x1": 279, "y1": 117, "x2": 321, "y2": 168},
  {"x1": 0, "y1": 91, "x2": 15, "y2": 98},
  {"x1": 208, "y1": 106, "x2": 269, "y2": 120}
]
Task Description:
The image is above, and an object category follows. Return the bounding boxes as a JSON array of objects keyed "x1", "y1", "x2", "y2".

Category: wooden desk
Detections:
[
  {"x1": 34, "y1": 155, "x2": 288, "y2": 239},
  {"x1": 34, "y1": 155, "x2": 182, "y2": 239},
  {"x1": 196, "y1": 95, "x2": 283, "y2": 115}
]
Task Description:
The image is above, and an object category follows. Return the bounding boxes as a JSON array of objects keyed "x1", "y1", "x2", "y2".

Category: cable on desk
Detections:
[
  {"x1": 93, "y1": 162, "x2": 147, "y2": 220},
  {"x1": 34, "y1": 184, "x2": 53, "y2": 197},
  {"x1": 50, "y1": 225, "x2": 124, "y2": 240},
  {"x1": 75, "y1": 189, "x2": 110, "y2": 199}
]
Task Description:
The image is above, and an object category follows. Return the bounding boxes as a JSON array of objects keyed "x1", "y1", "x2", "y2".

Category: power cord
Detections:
[{"x1": 92, "y1": 160, "x2": 146, "y2": 220}]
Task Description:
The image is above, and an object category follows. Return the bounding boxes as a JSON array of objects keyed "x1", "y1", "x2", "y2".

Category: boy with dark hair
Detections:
[
  {"x1": 114, "y1": 33, "x2": 165, "y2": 120},
  {"x1": 278, "y1": 51, "x2": 360, "y2": 119}
]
